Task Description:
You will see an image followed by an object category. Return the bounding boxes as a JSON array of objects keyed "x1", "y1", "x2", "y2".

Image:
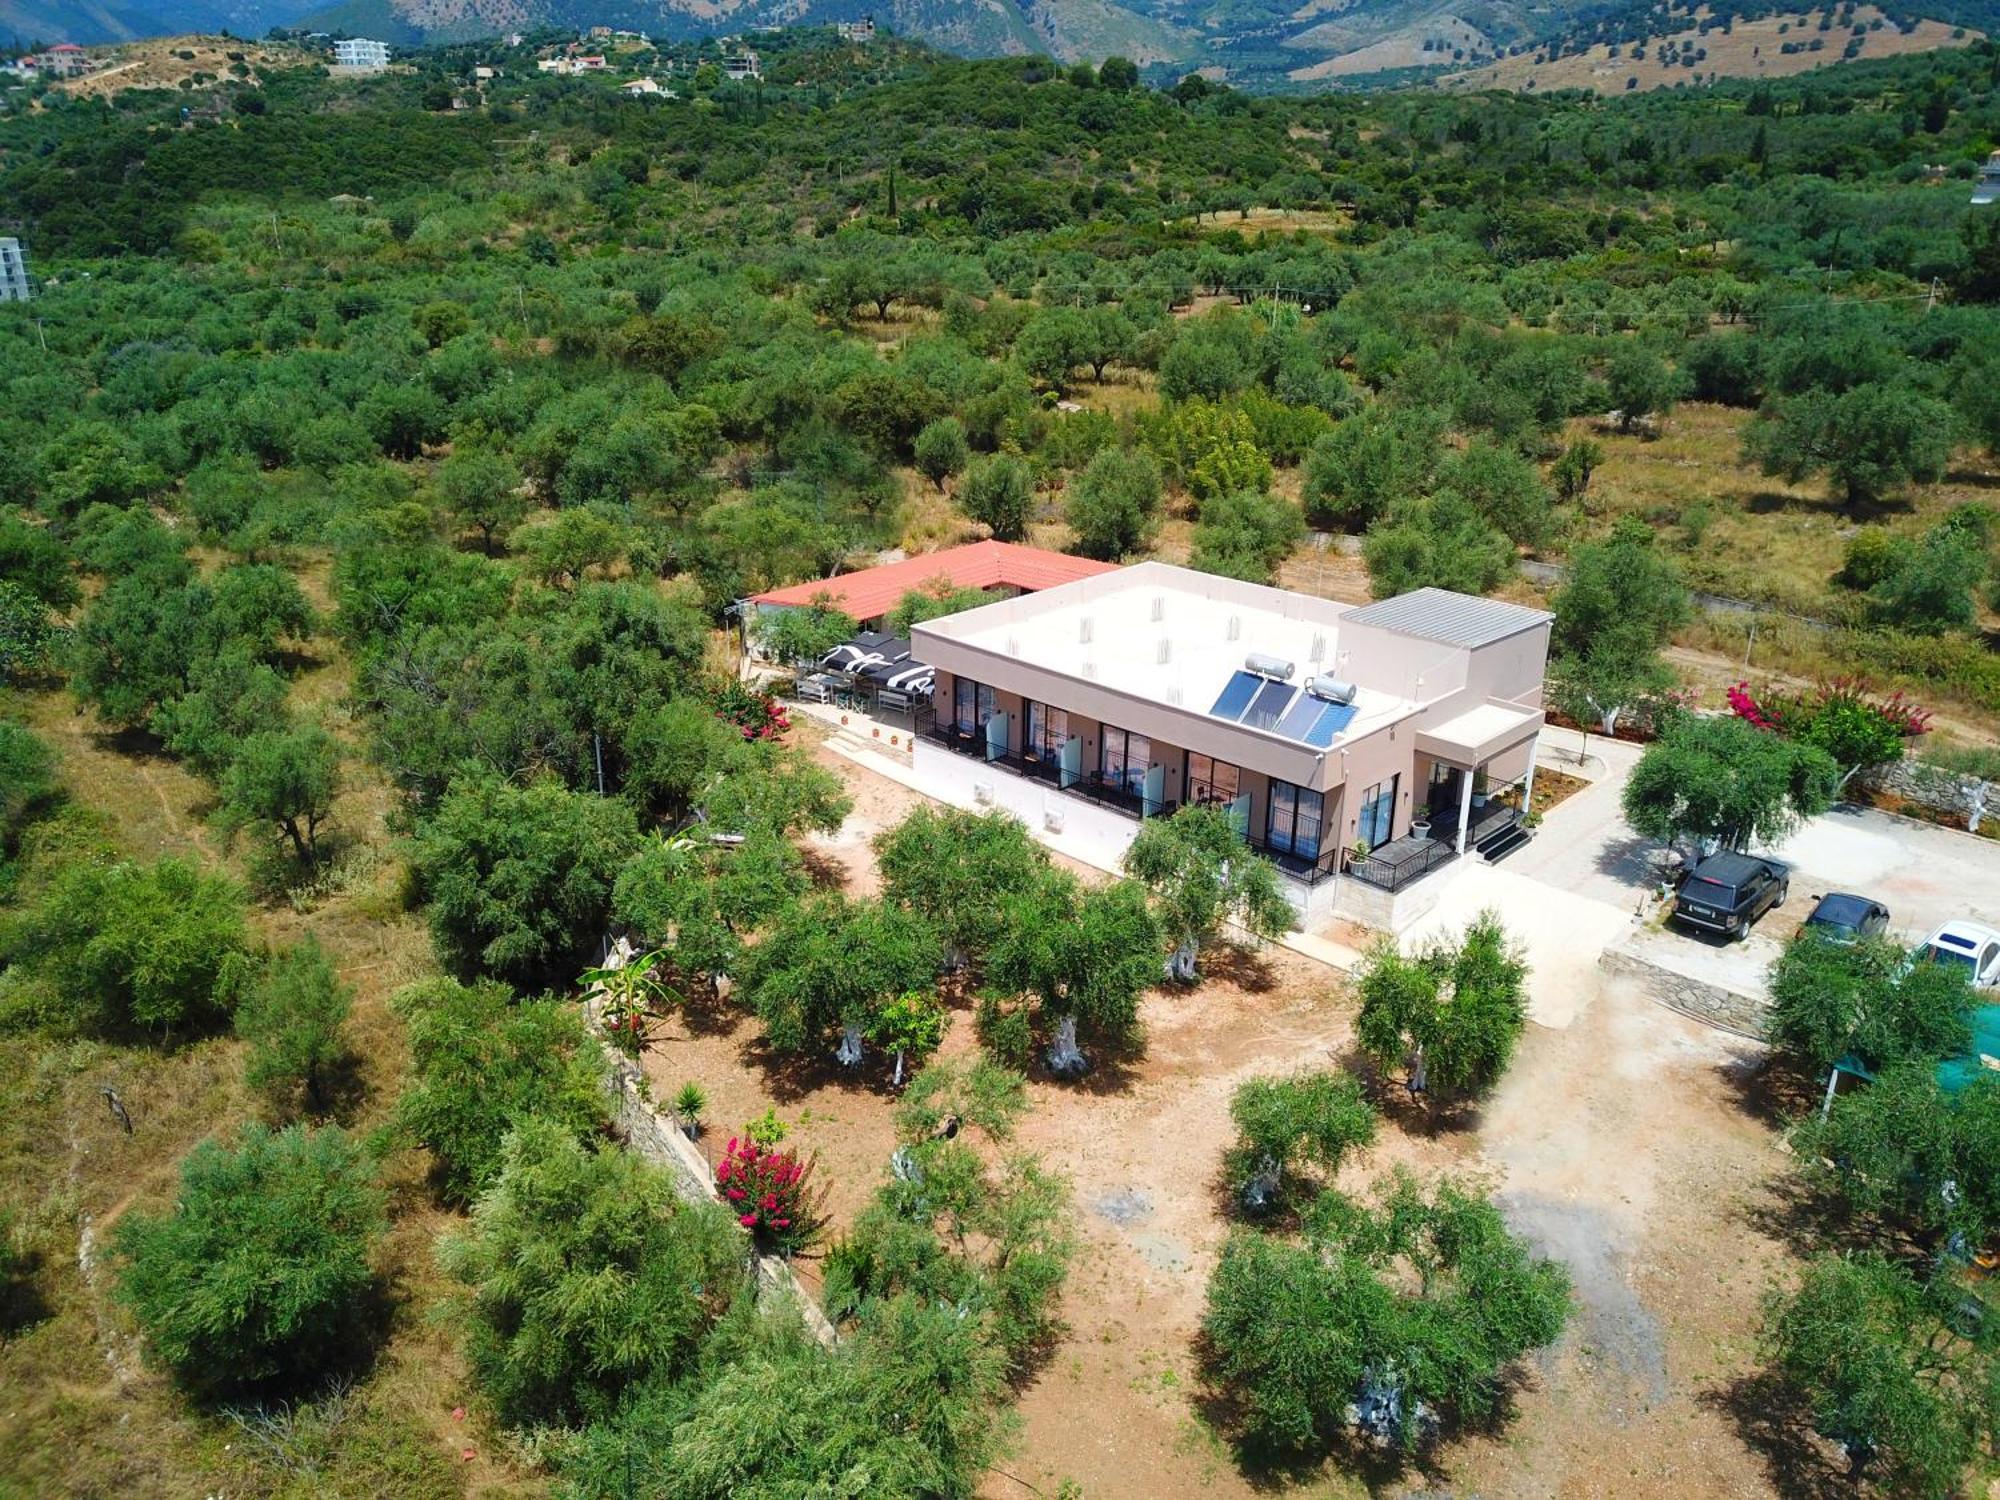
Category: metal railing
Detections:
[{"x1": 1347, "y1": 837, "x2": 1457, "y2": 893}]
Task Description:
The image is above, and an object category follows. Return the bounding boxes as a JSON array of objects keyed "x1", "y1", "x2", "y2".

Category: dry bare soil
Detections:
[
  {"x1": 643, "y1": 745, "x2": 1805, "y2": 1498},
  {"x1": 55, "y1": 37, "x2": 307, "y2": 100}
]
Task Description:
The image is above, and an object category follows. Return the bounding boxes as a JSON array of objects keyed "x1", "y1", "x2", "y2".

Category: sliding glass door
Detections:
[
  {"x1": 952, "y1": 677, "x2": 995, "y2": 737},
  {"x1": 1267, "y1": 779, "x2": 1325, "y2": 862},
  {"x1": 1100, "y1": 726, "x2": 1151, "y2": 795},
  {"x1": 1357, "y1": 774, "x2": 1399, "y2": 850},
  {"x1": 1024, "y1": 701, "x2": 1070, "y2": 766}
]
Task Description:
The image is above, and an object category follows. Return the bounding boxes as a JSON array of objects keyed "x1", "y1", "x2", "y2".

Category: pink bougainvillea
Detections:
[
  {"x1": 715, "y1": 1136, "x2": 820, "y2": 1250},
  {"x1": 1729, "y1": 678, "x2": 1931, "y2": 741},
  {"x1": 1727, "y1": 680, "x2": 1776, "y2": 730},
  {"x1": 711, "y1": 682, "x2": 790, "y2": 742}
]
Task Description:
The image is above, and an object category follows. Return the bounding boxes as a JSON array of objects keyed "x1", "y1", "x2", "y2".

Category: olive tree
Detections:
[
  {"x1": 1622, "y1": 714, "x2": 1838, "y2": 857},
  {"x1": 824, "y1": 1058, "x2": 1072, "y2": 1366},
  {"x1": 218, "y1": 724, "x2": 341, "y2": 868},
  {"x1": 984, "y1": 869, "x2": 1160, "y2": 1076},
  {"x1": 1202, "y1": 1172, "x2": 1570, "y2": 1454},
  {"x1": 874, "y1": 805, "x2": 1050, "y2": 970},
  {"x1": 1124, "y1": 804, "x2": 1295, "y2": 982},
  {"x1": 1227, "y1": 1071, "x2": 1376, "y2": 1213},
  {"x1": 1547, "y1": 518, "x2": 1691, "y2": 736},
  {"x1": 738, "y1": 893, "x2": 940, "y2": 1067},
  {"x1": 1763, "y1": 1252, "x2": 1998, "y2": 1495},
  {"x1": 1354, "y1": 911, "x2": 1528, "y2": 1105},
  {"x1": 408, "y1": 774, "x2": 641, "y2": 990},
  {"x1": 1768, "y1": 935, "x2": 1971, "y2": 1080}
]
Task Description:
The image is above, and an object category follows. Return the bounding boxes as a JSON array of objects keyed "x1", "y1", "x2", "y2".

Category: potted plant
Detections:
[
  {"x1": 674, "y1": 1081, "x2": 706, "y2": 1140},
  {"x1": 1346, "y1": 837, "x2": 1372, "y2": 871}
]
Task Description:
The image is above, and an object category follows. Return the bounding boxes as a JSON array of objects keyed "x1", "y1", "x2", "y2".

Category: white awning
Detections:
[{"x1": 1416, "y1": 702, "x2": 1543, "y2": 766}]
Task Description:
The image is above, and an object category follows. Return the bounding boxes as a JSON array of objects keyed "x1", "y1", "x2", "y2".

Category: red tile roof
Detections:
[{"x1": 750, "y1": 540, "x2": 1119, "y2": 623}]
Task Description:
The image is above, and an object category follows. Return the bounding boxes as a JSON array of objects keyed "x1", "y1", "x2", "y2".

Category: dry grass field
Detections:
[
  {"x1": 55, "y1": 37, "x2": 308, "y2": 100},
  {"x1": 1445, "y1": 5, "x2": 1978, "y2": 95}
]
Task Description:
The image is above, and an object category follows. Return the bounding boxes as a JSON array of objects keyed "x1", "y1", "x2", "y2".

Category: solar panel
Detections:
[
  {"x1": 1243, "y1": 680, "x2": 1297, "y2": 730},
  {"x1": 1208, "y1": 671, "x2": 1261, "y2": 720},
  {"x1": 1272, "y1": 694, "x2": 1324, "y2": 739},
  {"x1": 1303, "y1": 702, "x2": 1358, "y2": 747}
]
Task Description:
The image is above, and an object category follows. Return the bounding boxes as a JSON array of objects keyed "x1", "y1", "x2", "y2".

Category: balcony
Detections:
[{"x1": 914, "y1": 708, "x2": 1173, "y2": 822}]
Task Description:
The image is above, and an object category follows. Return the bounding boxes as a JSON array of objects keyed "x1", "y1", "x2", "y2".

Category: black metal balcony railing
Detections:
[
  {"x1": 1347, "y1": 835, "x2": 1457, "y2": 892},
  {"x1": 906, "y1": 705, "x2": 1475, "y2": 895}
]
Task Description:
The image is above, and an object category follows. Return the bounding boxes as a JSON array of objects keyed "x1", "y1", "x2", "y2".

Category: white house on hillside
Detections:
[{"x1": 332, "y1": 38, "x2": 390, "y2": 70}]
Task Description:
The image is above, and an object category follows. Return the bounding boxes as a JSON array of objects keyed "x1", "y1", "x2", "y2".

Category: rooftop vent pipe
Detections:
[{"x1": 1244, "y1": 653, "x2": 1295, "y2": 681}]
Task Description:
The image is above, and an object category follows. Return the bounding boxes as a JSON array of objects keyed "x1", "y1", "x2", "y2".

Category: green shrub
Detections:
[
  {"x1": 236, "y1": 937, "x2": 356, "y2": 1119},
  {"x1": 439, "y1": 1119, "x2": 741, "y2": 1426},
  {"x1": 391, "y1": 977, "x2": 608, "y2": 1206},
  {"x1": 113, "y1": 1124, "x2": 385, "y2": 1395},
  {"x1": 0, "y1": 854, "x2": 248, "y2": 1035}
]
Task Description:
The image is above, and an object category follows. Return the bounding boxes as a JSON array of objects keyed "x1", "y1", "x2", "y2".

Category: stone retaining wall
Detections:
[
  {"x1": 588, "y1": 999, "x2": 839, "y2": 1349},
  {"x1": 1861, "y1": 757, "x2": 1992, "y2": 831},
  {"x1": 1598, "y1": 944, "x2": 1771, "y2": 1041}
]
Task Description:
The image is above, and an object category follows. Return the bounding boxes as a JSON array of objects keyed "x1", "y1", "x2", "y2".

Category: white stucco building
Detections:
[
  {"x1": 332, "y1": 38, "x2": 391, "y2": 70},
  {"x1": 910, "y1": 564, "x2": 1552, "y2": 927}
]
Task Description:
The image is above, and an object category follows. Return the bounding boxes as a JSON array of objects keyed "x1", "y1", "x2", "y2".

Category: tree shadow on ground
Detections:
[
  {"x1": 1195, "y1": 942, "x2": 1281, "y2": 995},
  {"x1": 0, "y1": 1248, "x2": 53, "y2": 1340},
  {"x1": 797, "y1": 846, "x2": 850, "y2": 891},
  {"x1": 734, "y1": 1032, "x2": 913, "y2": 1106},
  {"x1": 1332, "y1": 1042, "x2": 1486, "y2": 1142},
  {"x1": 667, "y1": 971, "x2": 744, "y2": 1040},
  {"x1": 1712, "y1": 1049, "x2": 1820, "y2": 1132},
  {"x1": 1732, "y1": 1163, "x2": 1921, "y2": 1264},
  {"x1": 1593, "y1": 832, "x2": 1670, "y2": 899},
  {"x1": 1702, "y1": 1371, "x2": 1856, "y2": 1500}
]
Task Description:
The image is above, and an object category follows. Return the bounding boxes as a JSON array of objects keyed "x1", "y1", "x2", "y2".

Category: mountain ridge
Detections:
[{"x1": 10, "y1": 0, "x2": 1994, "y2": 88}]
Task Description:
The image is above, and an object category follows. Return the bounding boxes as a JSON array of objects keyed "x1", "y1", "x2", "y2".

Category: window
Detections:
[
  {"x1": 1100, "y1": 726, "x2": 1151, "y2": 794},
  {"x1": 1186, "y1": 752, "x2": 1240, "y2": 807},
  {"x1": 1267, "y1": 779, "x2": 1324, "y2": 860},
  {"x1": 1024, "y1": 701, "x2": 1069, "y2": 763},
  {"x1": 952, "y1": 677, "x2": 995, "y2": 736},
  {"x1": 1358, "y1": 775, "x2": 1399, "y2": 850}
]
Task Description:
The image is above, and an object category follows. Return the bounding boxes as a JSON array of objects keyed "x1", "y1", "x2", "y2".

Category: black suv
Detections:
[{"x1": 1672, "y1": 852, "x2": 1790, "y2": 940}]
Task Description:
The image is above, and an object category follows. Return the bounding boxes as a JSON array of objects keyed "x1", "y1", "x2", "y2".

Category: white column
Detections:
[
  {"x1": 1456, "y1": 765, "x2": 1474, "y2": 855},
  {"x1": 1522, "y1": 738, "x2": 1538, "y2": 817}
]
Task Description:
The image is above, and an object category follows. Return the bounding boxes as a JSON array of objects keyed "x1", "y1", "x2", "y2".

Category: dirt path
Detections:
[{"x1": 1457, "y1": 972, "x2": 1790, "y2": 1496}]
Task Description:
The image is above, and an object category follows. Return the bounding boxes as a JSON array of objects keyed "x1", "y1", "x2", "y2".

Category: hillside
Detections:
[
  {"x1": 14, "y1": 0, "x2": 2000, "y2": 85},
  {"x1": 1443, "y1": 2, "x2": 1979, "y2": 91},
  {"x1": 39, "y1": 34, "x2": 307, "y2": 96}
]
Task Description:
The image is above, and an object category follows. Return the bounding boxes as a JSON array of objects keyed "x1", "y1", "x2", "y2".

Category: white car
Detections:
[{"x1": 1919, "y1": 921, "x2": 2000, "y2": 988}]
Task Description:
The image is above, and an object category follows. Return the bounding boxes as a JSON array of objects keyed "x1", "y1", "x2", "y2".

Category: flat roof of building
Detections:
[
  {"x1": 749, "y1": 541, "x2": 1119, "y2": 622},
  {"x1": 918, "y1": 561, "x2": 1411, "y2": 750},
  {"x1": 1338, "y1": 587, "x2": 1550, "y2": 649}
]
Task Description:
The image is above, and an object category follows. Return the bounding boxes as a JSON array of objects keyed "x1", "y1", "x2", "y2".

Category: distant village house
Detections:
[{"x1": 332, "y1": 38, "x2": 391, "y2": 71}]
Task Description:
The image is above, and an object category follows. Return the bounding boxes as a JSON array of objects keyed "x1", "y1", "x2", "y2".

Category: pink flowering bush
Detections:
[
  {"x1": 715, "y1": 1136, "x2": 821, "y2": 1251},
  {"x1": 712, "y1": 682, "x2": 790, "y2": 742},
  {"x1": 1728, "y1": 678, "x2": 1929, "y2": 785}
]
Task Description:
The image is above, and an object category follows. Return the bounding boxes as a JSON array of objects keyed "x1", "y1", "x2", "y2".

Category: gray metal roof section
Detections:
[{"x1": 1339, "y1": 588, "x2": 1550, "y2": 649}]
